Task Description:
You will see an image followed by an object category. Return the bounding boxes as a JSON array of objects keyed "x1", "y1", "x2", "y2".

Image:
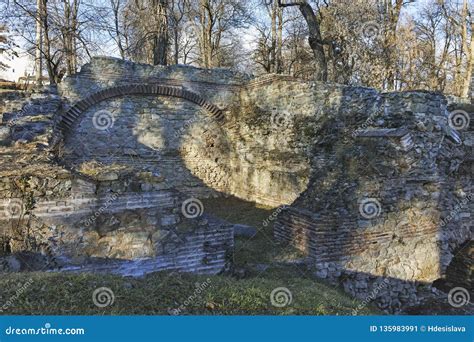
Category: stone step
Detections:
[{"x1": 0, "y1": 91, "x2": 60, "y2": 147}]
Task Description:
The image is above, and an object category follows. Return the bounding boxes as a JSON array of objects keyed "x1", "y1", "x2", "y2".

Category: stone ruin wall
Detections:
[
  {"x1": 0, "y1": 58, "x2": 471, "y2": 305},
  {"x1": 54, "y1": 59, "x2": 312, "y2": 216},
  {"x1": 0, "y1": 172, "x2": 234, "y2": 276},
  {"x1": 57, "y1": 57, "x2": 244, "y2": 197},
  {"x1": 198, "y1": 72, "x2": 470, "y2": 311},
  {"x1": 230, "y1": 77, "x2": 471, "y2": 286},
  {"x1": 0, "y1": 58, "x2": 244, "y2": 275},
  {"x1": 266, "y1": 86, "x2": 472, "y2": 311}
]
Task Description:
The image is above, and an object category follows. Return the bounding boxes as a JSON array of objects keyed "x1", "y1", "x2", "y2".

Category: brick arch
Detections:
[{"x1": 57, "y1": 84, "x2": 224, "y2": 133}]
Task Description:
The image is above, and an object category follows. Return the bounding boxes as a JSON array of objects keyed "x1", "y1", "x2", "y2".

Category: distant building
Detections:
[
  {"x1": 0, "y1": 52, "x2": 34, "y2": 82},
  {"x1": 16, "y1": 74, "x2": 49, "y2": 89}
]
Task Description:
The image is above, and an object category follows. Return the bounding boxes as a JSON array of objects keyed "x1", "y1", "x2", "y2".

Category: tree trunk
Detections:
[
  {"x1": 278, "y1": 1, "x2": 328, "y2": 81},
  {"x1": 35, "y1": 0, "x2": 43, "y2": 86},
  {"x1": 174, "y1": 28, "x2": 179, "y2": 64},
  {"x1": 40, "y1": 0, "x2": 58, "y2": 84},
  {"x1": 276, "y1": 7, "x2": 283, "y2": 73},
  {"x1": 63, "y1": 0, "x2": 74, "y2": 76},
  {"x1": 112, "y1": 0, "x2": 125, "y2": 59},
  {"x1": 270, "y1": 3, "x2": 277, "y2": 73},
  {"x1": 153, "y1": 34, "x2": 168, "y2": 65},
  {"x1": 196, "y1": 0, "x2": 214, "y2": 68},
  {"x1": 461, "y1": 12, "x2": 473, "y2": 98},
  {"x1": 383, "y1": 0, "x2": 403, "y2": 91},
  {"x1": 297, "y1": 2, "x2": 327, "y2": 81},
  {"x1": 152, "y1": 0, "x2": 168, "y2": 65},
  {"x1": 197, "y1": 0, "x2": 207, "y2": 67},
  {"x1": 205, "y1": 1, "x2": 213, "y2": 68}
]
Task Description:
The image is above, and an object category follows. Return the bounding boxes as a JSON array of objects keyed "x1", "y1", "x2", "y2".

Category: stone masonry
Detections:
[{"x1": 0, "y1": 57, "x2": 472, "y2": 310}]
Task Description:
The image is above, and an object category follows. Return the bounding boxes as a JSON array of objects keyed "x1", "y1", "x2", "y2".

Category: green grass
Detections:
[
  {"x1": 0, "y1": 271, "x2": 377, "y2": 315},
  {"x1": 202, "y1": 197, "x2": 305, "y2": 266},
  {"x1": 0, "y1": 196, "x2": 381, "y2": 315}
]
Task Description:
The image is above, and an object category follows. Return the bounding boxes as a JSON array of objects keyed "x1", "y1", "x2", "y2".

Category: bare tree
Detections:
[
  {"x1": 110, "y1": 0, "x2": 126, "y2": 59},
  {"x1": 381, "y1": 0, "x2": 405, "y2": 90},
  {"x1": 462, "y1": 17, "x2": 473, "y2": 97},
  {"x1": 253, "y1": 22, "x2": 273, "y2": 73},
  {"x1": 168, "y1": 0, "x2": 188, "y2": 64},
  {"x1": 259, "y1": 0, "x2": 284, "y2": 73},
  {"x1": 4, "y1": 0, "x2": 103, "y2": 83},
  {"x1": 124, "y1": 0, "x2": 169, "y2": 65},
  {"x1": 35, "y1": 0, "x2": 43, "y2": 84},
  {"x1": 275, "y1": 0, "x2": 328, "y2": 81},
  {"x1": 186, "y1": 0, "x2": 249, "y2": 68},
  {"x1": 457, "y1": 0, "x2": 473, "y2": 98},
  {"x1": 59, "y1": 0, "x2": 80, "y2": 75},
  {"x1": 152, "y1": 0, "x2": 169, "y2": 65},
  {"x1": 0, "y1": 24, "x2": 18, "y2": 72}
]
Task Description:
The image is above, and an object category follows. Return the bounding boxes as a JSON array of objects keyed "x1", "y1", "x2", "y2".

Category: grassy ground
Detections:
[
  {"x1": 0, "y1": 271, "x2": 376, "y2": 315},
  {"x1": 0, "y1": 197, "x2": 381, "y2": 315},
  {"x1": 202, "y1": 197, "x2": 305, "y2": 266}
]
